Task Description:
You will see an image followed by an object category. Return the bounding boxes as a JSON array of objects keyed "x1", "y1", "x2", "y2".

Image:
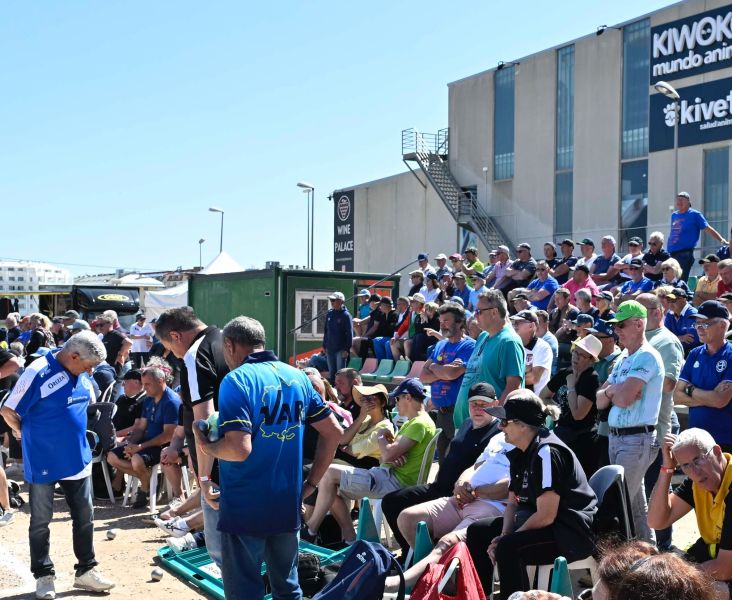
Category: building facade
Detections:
[
  {"x1": 0, "y1": 261, "x2": 72, "y2": 314},
  {"x1": 335, "y1": 0, "x2": 732, "y2": 292}
]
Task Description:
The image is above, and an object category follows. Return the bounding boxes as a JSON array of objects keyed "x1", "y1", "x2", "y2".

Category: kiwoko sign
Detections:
[
  {"x1": 651, "y1": 4, "x2": 732, "y2": 83},
  {"x1": 650, "y1": 77, "x2": 732, "y2": 152},
  {"x1": 333, "y1": 190, "x2": 354, "y2": 272}
]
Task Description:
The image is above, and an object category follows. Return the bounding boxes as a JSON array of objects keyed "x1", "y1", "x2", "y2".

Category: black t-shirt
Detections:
[
  {"x1": 179, "y1": 326, "x2": 229, "y2": 414},
  {"x1": 643, "y1": 248, "x2": 671, "y2": 282},
  {"x1": 414, "y1": 314, "x2": 440, "y2": 337},
  {"x1": 93, "y1": 363, "x2": 117, "y2": 397},
  {"x1": 113, "y1": 392, "x2": 146, "y2": 431},
  {"x1": 555, "y1": 256, "x2": 578, "y2": 285},
  {"x1": 434, "y1": 419, "x2": 501, "y2": 492},
  {"x1": 365, "y1": 309, "x2": 386, "y2": 339},
  {"x1": 579, "y1": 306, "x2": 599, "y2": 319},
  {"x1": 674, "y1": 477, "x2": 732, "y2": 552},
  {"x1": 548, "y1": 368, "x2": 600, "y2": 432},
  {"x1": 103, "y1": 329, "x2": 128, "y2": 365},
  {"x1": 375, "y1": 310, "x2": 398, "y2": 338}
]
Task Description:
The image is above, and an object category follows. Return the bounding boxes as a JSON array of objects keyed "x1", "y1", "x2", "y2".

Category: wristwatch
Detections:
[{"x1": 684, "y1": 383, "x2": 695, "y2": 397}]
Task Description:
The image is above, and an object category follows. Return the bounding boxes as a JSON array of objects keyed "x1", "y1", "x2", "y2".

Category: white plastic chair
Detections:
[{"x1": 122, "y1": 462, "x2": 191, "y2": 513}]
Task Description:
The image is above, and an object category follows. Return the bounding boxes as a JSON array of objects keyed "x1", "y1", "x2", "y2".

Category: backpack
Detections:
[
  {"x1": 409, "y1": 542, "x2": 486, "y2": 600},
  {"x1": 311, "y1": 540, "x2": 405, "y2": 600}
]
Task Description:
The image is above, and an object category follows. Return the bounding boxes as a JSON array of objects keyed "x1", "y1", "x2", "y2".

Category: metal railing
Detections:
[{"x1": 401, "y1": 128, "x2": 449, "y2": 156}]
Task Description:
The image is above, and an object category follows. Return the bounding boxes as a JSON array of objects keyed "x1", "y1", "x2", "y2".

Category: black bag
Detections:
[
  {"x1": 8, "y1": 480, "x2": 24, "y2": 508},
  {"x1": 299, "y1": 552, "x2": 327, "y2": 596}
]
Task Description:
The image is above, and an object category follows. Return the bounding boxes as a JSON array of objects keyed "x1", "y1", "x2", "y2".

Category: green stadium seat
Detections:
[
  {"x1": 346, "y1": 357, "x2": 363, "y2": 371},
  {"x1": 376, "y1": 359, "x2": 411, "y2": 382},
  {"x1": 361, "y1": 359, "x2": 394, "y2": 382}
]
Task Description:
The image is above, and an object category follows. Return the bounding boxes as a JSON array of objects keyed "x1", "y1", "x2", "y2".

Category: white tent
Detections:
[
  {"x1": 200, "y1": 251, "x2": 244, "y2": 275},
  {"x1": 143, "y1": 282, "x2": 189, "y2": 319}
]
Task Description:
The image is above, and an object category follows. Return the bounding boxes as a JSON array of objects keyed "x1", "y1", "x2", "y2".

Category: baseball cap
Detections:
[
  {"x1": 509, "y1": 310, "x2": 538, "y2": 324},
  {"x1": 328, "y1": 291, "x2": 345, "y2": 301},
  {"x1": 513, "y1": 292, "x2": 529, "y2": 301},
  {"x1": 677, "y1": 191, "x2": 691, "y2": 200},
  {"x1": 411, "y1": 293, "x2": 426, "y2": 304},
  {"x1": 63, "y1": 310, "x2": 80, "y2": 320},
  {"x1": 135, "y1": 312, "x2": 146, "y2": 319},
  {"x1": 596, "y1": 291, "x2": 614, "y2": 303},
  {"x1": 574, "y1": 264, "x2": 590, "y2": 274},
  {"x1": 578, "y1": 238, "x2": 595, "y2": 247},
  {"x1": 691, "y1": 300, "x2": 730, "y2": 320},
  {"x1": 389, "y1": 378, "x2": 426, "y2": 400},
  {"x1": 572, "y1": 335, "x2": 602, "y2": 361},
  {"x1": 440, "y1": 271, "x2": 454, "y2": 280},
  {"x1": 465, "y1": 246, "x2": 478, "y2": 255},
  {"x1": 418, "y1": 253, "x2": 429, "y2": 261},
  {"x1": 352, "y1": 383, "x2": 389, "y2": 405},
  {"x1": 560, "y1": 239, "x2": 575, "y2": 247},
  {"x1": 719, "y1": 293, "x2": 732, "y2": 302},
  {"x1": 472, "y1": 271, "x2": 486, "y2": 281},
  {"x1": 699, "y1": 254, "x2": 721, "y2": 265},
  {"x1": 628, "y1": 236, "x2": 643, "y2": 246},
  {"x1": 52, "y1": 316, "x2": 64, "y2": 324},
  {"x1": 666, "y1": 287, "x2": 689, "y2": 301},
  {"x1": 628, "y1": 258, "x2": 643, "y2": 268},
  {"x1": 0, "y1": 349, "x2": 18, "y2": 368},
  {"x1": 369, "y1": 294, "x2": 381, "y2": 303},
  {"x1": 517, "y1": 243, "x2": 531, "y2": 251},
  {"x1": 449, "y1": 253, "x2": 463, "y2": 261},
  {"x1": 448, "y1": 295, "x2": 465, "y2": 307},
  {"x1": 484, "y1": 392, "x2": 547, "y2": 427},
  {"x1": 426, "y1": 272, "x2": 439, "y2": 281},
  {"x1": 497, "y1": 245, "x2": 510, "y2": 255},
  {"x1": 453, "y1": 272, "x2": 466, "y2": 280},
  {"x1": 30, "y1": 347, "x2": 53, "y2": 359},
  {"x1": 409, "y1": 270, "x2": 424, "y2": 277},
  {"x1": 593, "y1": 319, "x2": 616, "y2": 338},
  {"x1": 608, "y1": 300, "x2": 647, "y2": 322},
  {"x1": 379, "y1": 297, "x2": 394, "y2": 307},
  {"x1": 435, "y1": 253, "x2": 447, "y2": 260},
  {"x1": 571, "y1": 314, "x2": 596, "y2": 326},
  {"x1": 468, "y1": 382, "x2": 497, "y2": 402},
  {"x1": 70, "y1": 320, "x2": 91, "y2": 331},
  {"x1": 123, "y1": 370, "x2": 142, "y2": 381},
  {"x1": 358, "y1": 289, "x2": 371, "y2": 298}
]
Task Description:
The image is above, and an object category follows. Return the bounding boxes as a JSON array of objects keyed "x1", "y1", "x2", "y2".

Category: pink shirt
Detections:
[{"x1": 561, "y1": 277, "x2": 600, "y2": 304}]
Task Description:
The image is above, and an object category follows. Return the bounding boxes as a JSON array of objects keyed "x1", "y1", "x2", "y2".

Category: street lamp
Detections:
[
  {"x1": 654, "y1": 80, "x2": 681, "y2": 195},
  {"x1": 297, "y1": 182, "x2": 315, "y2": 269},
  {"x1": 208, "y1": 207, "x2": 224, "y2": 253},
  {"x1": 198, "y1": 238, "x2": 206, "y2": 269}
]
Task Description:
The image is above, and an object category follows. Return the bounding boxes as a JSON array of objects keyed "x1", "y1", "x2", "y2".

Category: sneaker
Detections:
[
  {"x1": 131, "y1": 490, "x2": 149, "y2": 509},
  {"x1": 73, "y1": 567, "x2": 115, "y2": 592},
  {"x1": 0, "y1": 510, "x2": 14, "y2": 527},
  {"x1": 167, "y1": 532, "x2": 198, "y2": 554},
  {"x1": 35, "y1": 575, "x2": 56, "y2": 599},
  {"x1": 154, "y1": 516, "x2": 189, "y2": 538}
]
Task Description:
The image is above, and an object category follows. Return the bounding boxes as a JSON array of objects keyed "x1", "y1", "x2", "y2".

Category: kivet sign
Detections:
[
  {"x1": 651, "y1": 4, "x2": 732, "y2": 82},
  {"x1": 650, "y1": 77, "x2": 732, "y2": 152}
]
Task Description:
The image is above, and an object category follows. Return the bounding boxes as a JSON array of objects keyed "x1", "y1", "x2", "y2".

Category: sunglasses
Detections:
[
  {"x1": 498, "y1": 418, "x2": 519, "y2": 427},
  {"x1": 474, "y1": 307, "x2": 493, "y2": 316},
  {"x1": 661, "y1": 266, "x2": 673, "y2": 271},
  {"x1": 628, "y1": 266, "x2": 640, "y2": 271},
  {"x1": 614, "y1": 319, "x2": 637, "y2": 329}
]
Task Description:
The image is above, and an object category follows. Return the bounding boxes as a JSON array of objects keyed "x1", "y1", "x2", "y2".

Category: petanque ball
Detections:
[
  {"x1": 106, "y1": 529, "x2": 118, "y2": 540},
  {"x1": 151, "y1": 567, "x2": 164, "y2": 581}
]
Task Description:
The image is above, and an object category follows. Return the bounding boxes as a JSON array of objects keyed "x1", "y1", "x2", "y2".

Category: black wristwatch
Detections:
[
  {"x1": 305, "y1": 480, "x2": 318, "y2": 489},
  {"x1": 684, "y1": 383, "x2": 695, "y2": 397}
]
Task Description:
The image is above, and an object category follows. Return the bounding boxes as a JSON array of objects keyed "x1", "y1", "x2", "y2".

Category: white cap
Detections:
[
  {"x1": 328, "y1": 292, "x2": 345, "y2": 301},
  {"x1": 411, "y1": 293, "x2": 426, "y2": 304},
  {"x1": 435, "y1": 253, "x2": 447, "y2": 260}
]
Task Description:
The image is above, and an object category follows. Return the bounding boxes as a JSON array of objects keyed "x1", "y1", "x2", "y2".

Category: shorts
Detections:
[
  {"x1": 110, "y1": 445, "x2": 162, "y2": 468},
  {"x1": 338, "y1": 466, "x2": 402, "y2": 501},
  {"x1": 419, "y1": 496, "x2": 504, "y2": 541}
]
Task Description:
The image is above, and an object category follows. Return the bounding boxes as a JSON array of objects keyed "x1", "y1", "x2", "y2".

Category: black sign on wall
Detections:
[
  {"x1": 650, "y1": 77, "x2": 732, "y2": 152},
  {"x1": 651, "y1": 4, "x2": 732, "y2": 83},
  {"x1": 333, "y1": 190, "x2": 354, "y2": 272}
]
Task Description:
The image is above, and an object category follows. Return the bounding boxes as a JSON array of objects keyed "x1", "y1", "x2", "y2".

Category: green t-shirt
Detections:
[
  {"x1": 466, "y1": 259, "x2": 486, "y2": 285},
  {"x1": 453, "y1": 325, "x2": 525, "y2": 428},
  {"x1": 391, "y1": 412, "x2": 437, "y2": 487}
]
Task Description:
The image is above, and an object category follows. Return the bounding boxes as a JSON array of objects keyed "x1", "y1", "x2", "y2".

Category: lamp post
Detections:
[
  {"x1": 208, "y1": 207, "x2": 224, "y2": 253},
  {"x1": 654, "y1": 80, "x2": 681, "y2": 195},
  {"x1": 297, "y1": 182, "x2": 315, "y2": 269},
  {"x1": 198, "y1": 238, "x2": 206, "y2": 269}
]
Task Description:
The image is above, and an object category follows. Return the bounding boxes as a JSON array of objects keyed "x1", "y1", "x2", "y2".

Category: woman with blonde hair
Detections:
[
  {"x1": 26, "y1": 313, "x2": 56, "y2": 365},
  {"x1": 655, "y1": 257, "x2": 691, "y2": 298}
]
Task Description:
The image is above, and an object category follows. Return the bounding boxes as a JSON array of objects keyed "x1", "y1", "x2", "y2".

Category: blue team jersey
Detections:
[
  {"x1": 679, "y1": 342, "x2": 732, "y2": 445},
  {"x1": 668, "y1": 208, "x2": 709, "y2": 253},
  {"x1": 216, "y1": 351, "x2": 331, "y2": 536},
  {"x1": 428, "y1": 337, "x2": 476, "y2": 409},
  {"x1": 527, "y1": 276, "x2": 559, "y2": 310},
  {"x1": 140, "y1": 387, "x2": 181, "y2": 442},
  {"x1": 4, "y1": 351, "x2": 95, "y2": 483},
  {"x1": 620, "y1": 277, "x2": 654, "y2": 296}
]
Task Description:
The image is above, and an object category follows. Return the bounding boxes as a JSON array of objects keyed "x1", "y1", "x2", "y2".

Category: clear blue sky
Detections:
[{"x1": 0, "y1": 1, "x2": 673, "y2": 276}]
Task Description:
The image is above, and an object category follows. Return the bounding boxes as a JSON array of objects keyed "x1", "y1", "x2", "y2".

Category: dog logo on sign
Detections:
[{"x1": 337, "y1": 195, "x2": 351, "y2": 222}]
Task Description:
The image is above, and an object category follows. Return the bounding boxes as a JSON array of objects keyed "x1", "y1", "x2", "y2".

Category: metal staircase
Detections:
[{"x1": 402, "y1": 128, "x2": 512, "y2": 251}]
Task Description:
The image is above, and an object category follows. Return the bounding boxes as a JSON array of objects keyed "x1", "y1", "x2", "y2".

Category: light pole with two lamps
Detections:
[
  {"x1": 654, "y1": 80, "x2": 681, "y2": 195},
  {"x1": 208, "y1": 207, "x2": 224, "y2": 253},
  {"x1": 297, "y1": 182, "x2": 315, "y2": 269}
]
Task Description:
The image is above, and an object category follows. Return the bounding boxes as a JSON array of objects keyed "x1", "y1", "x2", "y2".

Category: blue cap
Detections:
[
  {"x1": 30, "y1": 347, "x2": 53, "y2": 358},
  {"x1": 572, "y1": 314, "x2": 595, "y2": 326},
  {"x1": 389, "y1": 377, "x2": 426, "y2": 400},
  {"x1": 418, "y1": 253, "x2": 429, "y2": 261},
  {"x1": 593, "y1": 319, "x2": 616, "y2": 338},
  {"x1": 692, "y1": 300, "x2": 730, "y2": 320}
]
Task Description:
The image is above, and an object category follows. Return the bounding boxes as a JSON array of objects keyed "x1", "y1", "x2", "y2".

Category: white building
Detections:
[{"x1": 0, "y1": 261, "x2": 72, "y2": 314}]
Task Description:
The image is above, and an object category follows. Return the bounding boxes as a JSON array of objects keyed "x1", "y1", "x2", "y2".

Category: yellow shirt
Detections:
[
  {"x1": 692, "y1": 453, "x2": 732, "y2": 553},
  {"x1": 696, "y1": 275, "x2": 720, "y2": 298}
]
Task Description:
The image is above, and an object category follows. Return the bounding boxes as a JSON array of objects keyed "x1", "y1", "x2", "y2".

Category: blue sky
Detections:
[{"x1": 0, "y1": 1, "x2": 672, "y2": 276}]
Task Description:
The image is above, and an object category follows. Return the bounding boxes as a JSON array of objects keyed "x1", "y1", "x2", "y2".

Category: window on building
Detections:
[
  {"x1": 295, "y1": 291, "x2": 330, "y2": 340},
  {"x1": 555, "y1": 172, "x2": 573, "y2": 238},
  {"x1": 17, "y1": 277, "x2": 23, "y2": 281},
  {"x1": 620, "y1": 160, "x2": 648, "y2": 247},
  {"x1": 556, "y1": 45, "x2": 574, "y2": 171},
  {"x1": 703, "y1": 147, "x2": 730, "y2": 254},
  {"x1": 494, "y1": 65, "x2": 515, "y2": 180},
  {"x1": 622, "y1": 19, "x2": 650, "y2": 159},
  {"x1": 8, "y1": 277, "x2": 15, "y2": 281},
  {"x1": 7, "y1": 267, "x2": 14, "y2": 271}
]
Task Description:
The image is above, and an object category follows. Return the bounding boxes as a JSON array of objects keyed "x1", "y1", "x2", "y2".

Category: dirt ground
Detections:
[{"x1": 0, "y1": 469, "x2": 704, "y2": 600}]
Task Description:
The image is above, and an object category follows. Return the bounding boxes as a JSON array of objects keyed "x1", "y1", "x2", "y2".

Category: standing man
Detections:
[
  {"x1": 597, "y1": 301, "x2": 664, "y2": 543},
  {"x1": 322, "y1": 291, "x2": 352, "y2": 383},
  {"x1": 668, "y1": 191, "x2": 728, "y2": 281},
  {"x1": 419, "y1": 304, "x2": 476, "y2": 461},
  {"x1": 674, "y1": 300, "x2": 732, "y2": 454},
  {"x1": 154, "y1": 307, "x2": 230, "y2": 570},
  {"x1": 129, "y1": 312, "x2": 154, "y2": 369},
  {"x1": 452, "y1": 289, "x2": 524, "y2": 428},
  {"x1": 194, "y1": 316, "x2": 342, "y2": 600},
  {"x1": 0, "y1": 332, "x2": 115, "y2": 599}
]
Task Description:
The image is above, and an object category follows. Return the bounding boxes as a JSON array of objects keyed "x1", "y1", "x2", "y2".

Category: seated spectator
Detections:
[
  {"x1": 409, "y1": 301, "x2": 440, "y2": 362},
  {"x1": 393, "y1": 293, "x2": 424, "y2": 361},
  {"x1": 334, "y1": 367, "x2": 362, "y2": 420},
  {"x1": 655, "y1": 284, "x2": 675, "y2": 315},
  {"x1": 590, "y1": 235, "x2": 622, "y2": 287},
  {"x1": 543, "y1": 242, "x2": 560, "y2": 270},
  {"x1": 549, "y1": 239, "x2": 577, "y2": 285},
  {"x1": 385, "y1": 386, "x2": 511, "y2": 592},
  {"x1": 510, "y1": 290, "x2": 531, "y2": 314},
  {"x1": 465, "y1": 390, "x2": 596, "y2": 597},
  {"x1": 548, "y1": 288, "x2": 579, "y2": 371},
  {"x1": 496, "y1": 243, "x2": 537, "y2": 295},
  {"x1": 535, "y1": 310, "x2": 558, "y2": 376},
  {"x1": 303, "y1": 378, "x2": 436, "y2": 543},
  {"x1": 439, "y1": 271, "x2": 456, "y2": 299},
  {"x1": 576, "y1": 238, "x2": 598, "y2": 270},
  {"x1": 4, "y1": 315, "x2": 21, "y2": 345},
  {"x1": 570, "y1": 313, "x2": 597, "y2": 340},
  {"x1": 421, "y1": 273, "x2": 444, "y2": 304},
  {"x1": 618, "y1": 258, "x2": 654, "y2": 301},
  {"x1": 575, "y1": 288, "x2": 599, "y2": 318},
  {"x1": 489, "y1": 246, "x2": 511, "y2": 288},
  {"x1": 304, "y1": 368, "x2": 353, "y2": 428},
  {"x1": 25, "y1": 313, "x2": 56, "y2": 366},
  {"x1": 641, "y1": 231, "x2": 671, "y2": 283},
  {"x1": 561, "y1": 265, "x2": 601, "y2": 305},
  {"x1": 718, "y1": 229, "x2": 732, "y2": 260},
  {"x1": 655, "y1": 257, "x2": 691, "y2": 297},
  {"x1": 510, "y1": 311, "x2": 553, "y2": 396},
  {"x1": 481, "y1": 251, "x2": 498, "y2": 285},
  {"x1": 352, "y1": 293, "x2": 381, "y2": 338},
  {"x1": 665, "y1": 287, "x2": 700, "y2": 355},
  {"x1": 449, "y1": 253, "x2": 464, "y2": 275},
  {"x1": 695, "y1": 255, "x2": 722, "y2": 306},
  {"x1": 649, "y1": 428, "x2": 732, "y2": 600},
  {"x1": 527, "y1": 261, "x2": 559, "y2": 310},
  {"x1": 382, "y1": 382, "x2": 502, "y2": 556},
  {"x1": 468, "y1": 272, "x2": 489, "y2": 312},
  {"x1": 451, "y1": 272, "x2": 471, "y2": 307},
  {"x1": 356, "y1": 288, "x2": 372, "y2": 320},
  {"x1": 113, "y1": 370, "x2": 146, "y2": 435},
  {"x1": 408, "y1": 270, "x2": 425, "y2": 296},
  {"x1": 434, "y1": 253, "x2": 450, "y2": 280},
  {"x1": 462, "y1": 247, "x2": 485, "y2": 285},
  {"x1": 541, "y1": 335, "x2": 601, "y2": 478},
  {"x1": 608, "y1": 236, "x2": 645, "y2": 288},
  {"x1": 352, "y1": 296, "x2": 395, "y2": 359},
  {"x1": 107, "y1": 364, "x2": 181, "y2": 509},
  {"x1": 595, "y1": 290, "x2": 616, "y2": 320},
  {"x1": 373, "y1": 296, "x2": 409, "y2": 360},
  {"x1": 418, "y1": 252, "x2": 436, "y2": 277},
  {"x1": 333, "y1": 383, "x2": 394, "y2": 469},
  {"x1": 718, "y1": 259, "x2": 732, "y2": 297}
]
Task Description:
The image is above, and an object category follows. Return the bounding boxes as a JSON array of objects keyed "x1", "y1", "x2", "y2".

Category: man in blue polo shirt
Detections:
[
  {"x1": 194, "y1": 316, "x2": 342, "y2": 600},
  {"x1": 527, "y1": 260, "x2": 559, "y2": 310},
  {"x1": 668, "y1": 192, "x2": 728, "y2": 281},
  {"x1": 0, "y1": 331, "x2": 115, "y2": 599},
  {"x1": 674, "y1": 301, "x2": 732, "y2": 454},
  {"x1": 419, "y1": 304, "x2": 475, "y2": 463},
  {"x1": 618, "y1": 258, "x2": 654, "y2": 301}
]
